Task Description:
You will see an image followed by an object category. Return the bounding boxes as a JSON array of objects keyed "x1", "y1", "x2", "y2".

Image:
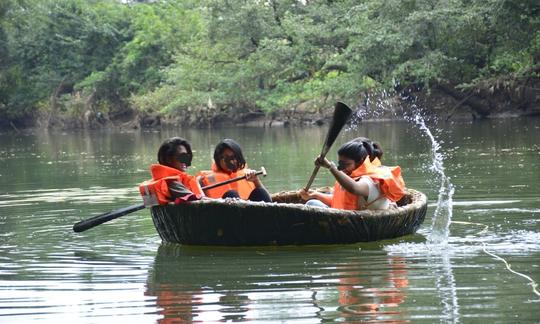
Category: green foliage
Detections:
[
  {"x1": 2, "y1": 0, "x2": 131, "y2": 120},
  {"x1": 1, "y1": 0, "x2": 539, "y2": 126}
]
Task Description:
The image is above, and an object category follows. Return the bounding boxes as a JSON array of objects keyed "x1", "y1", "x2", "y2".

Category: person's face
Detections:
[
  {"x1": 218, "y1": 148, "x2": 238, "y2": 172},
  {"x1": 171, "y1": 145, "x2": 191, "y2": 172},
  {"x1": 337, "y1": 155, "x2": 358, "y2": 175}
]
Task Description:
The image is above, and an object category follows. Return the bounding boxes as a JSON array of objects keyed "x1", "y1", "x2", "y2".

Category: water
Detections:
[
  {"x1": 0, "y1": 118, "x2": 539, "y2": 322},
  {"x1": 411, "y1": 114, "x2": 455, "y2": 244}
]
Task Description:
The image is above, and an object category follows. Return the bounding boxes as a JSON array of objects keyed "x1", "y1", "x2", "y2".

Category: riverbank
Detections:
[{"x1": 2, "y1": 81, "x2": 539, "y2": 133}]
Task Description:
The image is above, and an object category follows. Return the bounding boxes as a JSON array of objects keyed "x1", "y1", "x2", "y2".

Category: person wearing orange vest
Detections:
[
  {"x1": 299, "y1": 138, "x2": 406, "y2": 210},
  {"x1": 197, "y1": 139, "x2": 272, "y2": 202},
  {"x1": 139, "y1": 137, "x2": 204, "y2": 206},
  {"x1": 354, "y1": 137, "x2": 383, "y2": 166}
]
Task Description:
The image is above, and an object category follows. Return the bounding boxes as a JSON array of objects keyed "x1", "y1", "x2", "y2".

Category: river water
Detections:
[{"x1": 0, "y1": 118, "x2": 539, "y2": 323}]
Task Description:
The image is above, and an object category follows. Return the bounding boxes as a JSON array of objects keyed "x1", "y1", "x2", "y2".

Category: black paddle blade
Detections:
[
  {"x1": 321, "y1": 101, "x2": 353, "y2": 155},
  {"x1": 304, "y1": 101, "x2": 353, "y2": 190}
]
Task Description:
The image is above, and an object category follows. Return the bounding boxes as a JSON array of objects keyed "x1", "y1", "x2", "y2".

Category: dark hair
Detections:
[
  {"x1": 213, "y1": 138, "x2": 246, "y2": 171},
  {"x1": 157, "y1": 137, "x2": 192, "y2": 167},
  {"x1": 337, "y1": 140, "x2": 369, "y2": 164},
  {"x1": 354, "y1": 137, "x2": 383, "y2": 162}
]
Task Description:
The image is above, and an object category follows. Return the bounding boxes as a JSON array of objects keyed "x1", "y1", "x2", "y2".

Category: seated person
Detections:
[
  {"x1": 139, "y1": 137, "x2": 204, "y2": 206},
  {"x1": 197, "y1": 138, "x2": 272, "y2": 202},
  {"x1": 353, "y1": 137, "x2": 383, "y2": 166},
  {"x1": 299, "y1": 139, "x2": 405, "y2": 210}
]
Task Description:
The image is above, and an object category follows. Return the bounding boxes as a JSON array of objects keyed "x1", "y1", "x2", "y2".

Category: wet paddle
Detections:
[
  {"x1": 72, "y1": 167, "x2": 267, "y2": 233},
  {"x1": 304, "y1": 101, "x2": 353, "y2": 191}
]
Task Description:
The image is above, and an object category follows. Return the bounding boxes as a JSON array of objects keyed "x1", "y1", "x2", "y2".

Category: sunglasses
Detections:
[{"x1": 176, "y1": 152, "x2": 192, "y2": 166}]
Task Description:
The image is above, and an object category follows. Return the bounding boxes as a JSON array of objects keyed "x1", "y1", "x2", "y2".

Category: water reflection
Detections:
[
  {"x1": 431, "y1": 251, "x2": 460, "y2": 323},
  {"x1": 1, "y1": 118, "x2": 539, "y2": 322},
  {"x1": 336, "y1": 256, "x2": 409, "y2": 323},
  {"x1": 146, "y1": 244, "x2": 411, "y2": 323}
]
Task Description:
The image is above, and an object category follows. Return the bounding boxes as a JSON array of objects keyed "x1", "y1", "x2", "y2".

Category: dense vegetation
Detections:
[{"x1": 1, "y1": 0, "x2": 538, "y2": 128}]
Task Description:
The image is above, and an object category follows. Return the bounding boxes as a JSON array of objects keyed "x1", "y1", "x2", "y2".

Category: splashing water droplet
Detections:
[
  {"x1": 412, "y1": 113, "x2": 455, "y2": 244},
  {"x1": 349, "y1": 90, "x2": 455, "y2": 243}
]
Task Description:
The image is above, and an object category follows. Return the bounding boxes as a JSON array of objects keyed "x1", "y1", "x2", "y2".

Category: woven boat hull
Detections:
[{"x1": 150, "y1": 189, "x2": 427, "y2": 246}]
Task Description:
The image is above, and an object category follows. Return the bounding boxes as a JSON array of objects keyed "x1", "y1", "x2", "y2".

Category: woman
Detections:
[
  {"x1": 354, "y1": 137, "x2": 383, "y2": 166},
  {"x1": 139, "y1": 137, "x2": 204, "y2": 206},
  {"x1": 299, "y1": 139, "x2": 405, "y2": 210},
  {"x1": 198, "y1": 139, "x2": 272, "y2": 202}
]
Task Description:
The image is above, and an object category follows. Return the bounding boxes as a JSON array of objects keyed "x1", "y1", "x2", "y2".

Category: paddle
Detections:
[
  {"x1": 304, "y1": 101, "x2": 353, "y2": 191},
  {"x1": 202, "y1": 167, "x2": 266, "y2": 190},
  {"x1": 72, "y1": 167, "x2": 268, "y2": 233}
]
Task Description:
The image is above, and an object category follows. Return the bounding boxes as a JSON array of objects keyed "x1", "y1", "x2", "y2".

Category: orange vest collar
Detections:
[
  {"x1": 349, "y1": 158, "x2": 376, "y2": 179},
  {"x1": 150, "y1": 164, "x2": 186, "y2": 180},
  {"x1": 371, "y1": 157, "x2": 382, "y2": 167}
]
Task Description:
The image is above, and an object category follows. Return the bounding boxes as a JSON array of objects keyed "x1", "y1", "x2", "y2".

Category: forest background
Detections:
[{"x1": 0, "y1": 0, "x2": 538, "y2": 130}]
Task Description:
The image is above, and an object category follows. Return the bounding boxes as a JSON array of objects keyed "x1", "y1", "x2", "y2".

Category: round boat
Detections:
[{"x1": 150, "y1": 189, "x2": 427, "y2": 246}]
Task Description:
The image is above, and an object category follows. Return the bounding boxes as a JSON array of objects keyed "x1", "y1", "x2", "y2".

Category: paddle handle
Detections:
[
  {"x1": 72, "y1": 166, "x2": 268, "y2": 233},
  {"x1": 72, "y1": 203, "x2": 145, "y2": 233},
  {"x1": 202, "y1": 167, "x2": 266, "y2": 191},
  {"x1": 304, "y1": 165, "x2": 321, "y2": 191},
  {"x1": 305, "y1": 140, "x2": 335, "y2": 190}
]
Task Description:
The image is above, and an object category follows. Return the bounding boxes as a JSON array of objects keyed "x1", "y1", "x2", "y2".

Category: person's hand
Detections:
[
  {"x1": 314, "y1": 155, "x2": 333, "y2": 169},
  {"x1": 244, "y1": 169, "x2": 258, "y2": 182},
  {"x1": 299, "y1": 188, "x2": 313, "y2": 201}
]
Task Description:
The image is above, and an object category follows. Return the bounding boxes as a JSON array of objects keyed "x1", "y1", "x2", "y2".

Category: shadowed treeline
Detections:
[{"x1": 1, "y1": 0, "x2": 538, "y2": 129}]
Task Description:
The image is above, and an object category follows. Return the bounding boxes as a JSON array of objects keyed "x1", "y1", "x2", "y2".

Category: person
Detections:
[
  {"x1": 139, "y1": 137, "x2": 204, "y2": 206},
  {"x1": 299, "y1": 138, "x2": 406, "y2": 210},
  {"x1": 354, "y1": 137, "x2": 383, "y2": 166},
  {"x1": 197, "y1": 138, "x2": 272, "y2": 202}
]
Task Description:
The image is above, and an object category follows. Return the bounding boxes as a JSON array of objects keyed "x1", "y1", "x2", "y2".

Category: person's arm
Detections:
[
  {"x1": 166, "y1": 180, "x2": 193, "y2": 199},
  {"x1": 317, "y1": 156, "x2": 369, "y2": 198},
  {"x1": 196, "y1": 175, "x2": 205, "y2": 188},
  {"x1": 168, "y1": 179, "x2": 209, "y2": 200},
  {"x1": 299, "y1": 188, "x2": 332, "y2": 206},
  {"x1": 245, "y1": 168, "x2": 272, "y2": 197},
  {"x1": 193, "y1": 176, "x2": 206, "y2": 198}
]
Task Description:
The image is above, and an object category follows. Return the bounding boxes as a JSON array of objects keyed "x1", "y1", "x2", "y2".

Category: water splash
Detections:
[
  {"x1": 351, "y1": 90, "x2": 455, "y2": 242},
  {"x1": 369, "y1": 90, "x2": 540, "y2": 302},
  {"x1": 411, "y1": 113, "x2": 455, "y2": 244}
]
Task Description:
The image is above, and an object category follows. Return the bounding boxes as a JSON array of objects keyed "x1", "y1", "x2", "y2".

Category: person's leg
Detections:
[
  {"x1": 248, "y1": 187, "x2": 272, "y2": 202},
  {"x1": 305, "y1": 199, "x2": 329, "y2": 208},
  {"x1": 222, "y1": 190, "x2": 240, "y2": 199}
]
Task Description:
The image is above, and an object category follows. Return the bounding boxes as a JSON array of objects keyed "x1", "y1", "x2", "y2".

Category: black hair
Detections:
[
  {"x1": 157, "y1": 137, "x2": 192, "y2": 167},
  {"x1": 213, "y1": 138, "x2": 246, "y2": 171},
  {"x1": 372, "y1": 142, "x2": 383, "y2": 160},
  {"x1": 337, "y1": 140, "x2": 369, "y2": 164},
  {"x1": 354, "y1": 137, "x2": 383, "y2": 162}
]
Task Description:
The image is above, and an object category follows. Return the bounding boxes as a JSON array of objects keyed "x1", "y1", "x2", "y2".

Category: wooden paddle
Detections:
[
  {"x1": 72, "y1": 167, "x2": 267, "y2": 233},
  {"x1": 304, "y1": 101, "x2": 353, "y2": 191}
]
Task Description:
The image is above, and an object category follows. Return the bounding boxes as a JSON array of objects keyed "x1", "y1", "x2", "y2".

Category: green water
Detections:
[{"x1": 0, "y1": 118, "x2": 539, "y2": 322}]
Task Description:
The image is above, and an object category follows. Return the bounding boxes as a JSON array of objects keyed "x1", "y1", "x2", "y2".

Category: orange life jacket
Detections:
[
  {"x1": 331, "y1": 158, "x2": 406, "y2": 210},
  {"x1": 197, "y1": 163, "x2": 256, "y2": 199},
  {"x1": 371, "y1": 157, "x2": 382, "y2": 166},
  {"x1": 139, "y1": 164, "x2": 202, "y2": 206}
]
